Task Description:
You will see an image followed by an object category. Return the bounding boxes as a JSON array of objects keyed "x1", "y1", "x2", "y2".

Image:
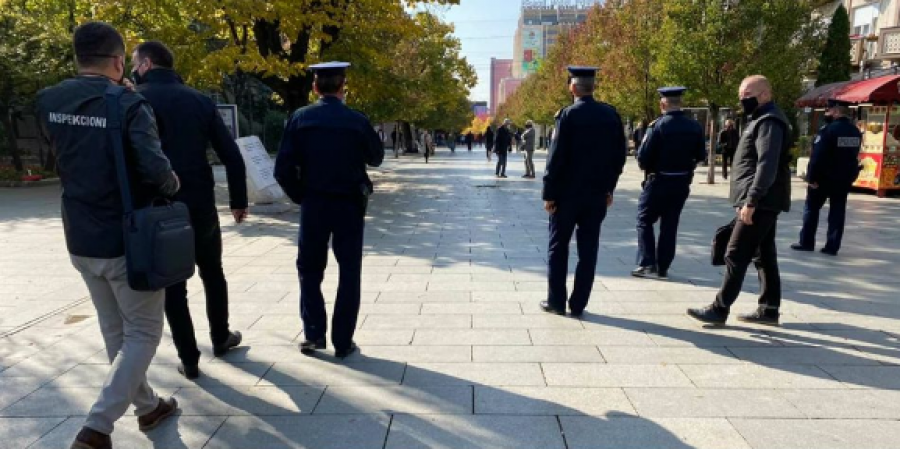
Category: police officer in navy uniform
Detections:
[
  {"x1": 632, "y1": 87, "x2": 706, "y2": 279},
  {"x1": 791, "y1": 98, "x2": 862, "y2": 256},
  {"x1": 541, "y1": 66, "x2": 628, "y2": 316},
  {"x1": 274, "y1": 62, "x2": 384, "y2": 358}
]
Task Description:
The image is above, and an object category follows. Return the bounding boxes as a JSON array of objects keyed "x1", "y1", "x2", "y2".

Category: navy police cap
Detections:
[
  {"x1": 309, "y1": 61, "x2": 351, "y2": 76},
  {"x1": 567, "y1": 66, "x2": 599, "y2": 80},
  {"x1": 658, "y1": 86, "x2": 687, "y2": 98}
]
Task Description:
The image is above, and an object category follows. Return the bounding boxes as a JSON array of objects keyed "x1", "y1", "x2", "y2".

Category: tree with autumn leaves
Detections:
[
  {"x1": 0, "y1": 0, "x2": 473, "y2": 171},
  {"x1": 499, "y1": 0, "x2": 827, "y2": 183}
]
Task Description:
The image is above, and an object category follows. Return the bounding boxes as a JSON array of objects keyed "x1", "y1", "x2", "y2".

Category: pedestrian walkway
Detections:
[{"x1": 2, "y1": 148, "x2": 900, "y2": 448}]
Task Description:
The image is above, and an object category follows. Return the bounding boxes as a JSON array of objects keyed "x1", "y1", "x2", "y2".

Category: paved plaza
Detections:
[{"x1": 2, "y1": 148, "x2": 900, "y2": 448}]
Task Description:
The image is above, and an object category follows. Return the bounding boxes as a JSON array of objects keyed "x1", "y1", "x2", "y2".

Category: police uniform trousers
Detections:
[
  {"x1": 547, "y1": 197, "x2": 608, "y2": 313},
  {"x1": 799, "y1": 184, "x2": 849, "y2": 253},
  {"x1": 165, "y1": 203, "x2": 231, "y2": 367},
  {"x1": 297, "y1": 194, "x2": 365, "y2": 350},
  {"x1": 715, "y1": 209, "x2": 782, "y2": 311},
  {"x1": 636, "y1": 175, "x2": 691, "y2": 273}
]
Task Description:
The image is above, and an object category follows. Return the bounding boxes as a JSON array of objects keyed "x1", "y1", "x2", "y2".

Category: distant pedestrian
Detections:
[
  {"x1": 632, "y1": 120, "x2": 648, "y2": 155},
  {"x1": 448, "y1": 131, "x2": 457, "y2": 152},
  {"x1": 791, "y1": 98, "x2": 862, "y2": 256},
  {"x1": 494, "y1": 118, "x2": 514, "y2": 178},
  {"x1": 541, "y1": 66, "x2": 627, "y2": 317},
  {"x1": 466, "y1": 131, "x2": 474, "y2": 151},
  {"x1": 632, "y1": 87, "x2": 706, "y2": 280},
  {"x1": 521, "y1": 120, "x2": 537, "y2": 178},
  {"x1": 485, "y1": 126, "x2": 495, "y2": 161},
  {"x1": 688, "y1": 75, "x2": 792, "y2": 326},
  {"x1": 718, "y1": 119, "x2": 739, "y2": 179}
]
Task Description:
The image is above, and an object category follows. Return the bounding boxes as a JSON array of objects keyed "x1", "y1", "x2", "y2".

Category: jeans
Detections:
[
  {"x1": 715, "y1": 209, "x2": 782, "y2": 311},
  {"x1": 71, "y1": 255, "x2": 163, "y2": 435},
  {"x1": 165, "y1": 205, "x2": 231, "y2": 367}
]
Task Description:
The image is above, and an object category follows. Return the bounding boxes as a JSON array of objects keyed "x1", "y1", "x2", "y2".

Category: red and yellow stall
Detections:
[{"x1": 797, "y1": 74, "x2": 900, "y2": 197}]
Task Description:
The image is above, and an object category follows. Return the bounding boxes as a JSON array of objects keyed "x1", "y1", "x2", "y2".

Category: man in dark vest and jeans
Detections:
[{"x1": 688, "y1": 75, "x2": 792, "y2": 326}]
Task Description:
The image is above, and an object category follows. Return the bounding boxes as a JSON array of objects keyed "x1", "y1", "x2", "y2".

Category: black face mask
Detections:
[
  {"x1": 131, "y1": 69, "x2": 143, "y2": 86},
  {"x1": 740, "y1": 97, "x2": 760, "y2": 116},
  {"x1": 822, "y1": 115, "x2": 835, "y2": 125}
]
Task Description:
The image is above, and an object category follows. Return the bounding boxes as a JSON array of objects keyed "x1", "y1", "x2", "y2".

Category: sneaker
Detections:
[
  {"x1": 137, "y1": 398, "x2": 178, "y2": 432},
  {"x1": 657, "y1": 269, "x2": 669, "y2": 279},
  {"x1": 299, "y1": 337, "x2": 326, "y2": 355},
  {"x1": 212, "y1": 331, "x2": 242, "y2": 357},
  {"x1": 790, "y1": 243, "x2": 814, "y2": 252},
  {"x1": 687, "y1": 304, "x2": 728, "y2": 325},
  {"x1": 737, "y1": 307, "x2": 780, "y2": 326},
  {"x1": 631, "y1": 266, "x2": 658, "y2": 279}
]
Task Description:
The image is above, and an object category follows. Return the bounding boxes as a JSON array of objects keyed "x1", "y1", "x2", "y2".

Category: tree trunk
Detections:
[
  {"x1": 0, "y1": 108, "x2": 23, "y2": 172},
  {"x1": 401, "y1": 122, "x2": 417, "y2": 153},
  {"x1": 707, "y1": 105, "x2": 719, "y2": 185}
]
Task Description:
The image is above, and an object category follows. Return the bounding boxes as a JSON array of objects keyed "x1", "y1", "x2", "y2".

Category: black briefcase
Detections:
[
  {"x1": 106, "y1": 86, "x2": 196, "y2": 291},
  {"x1": 711, "y1": 218, "x2": 736, "y2": 266}
]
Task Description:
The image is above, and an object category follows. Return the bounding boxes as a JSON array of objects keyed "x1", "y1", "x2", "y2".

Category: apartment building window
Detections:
[{"x1": 853, "y1": 4, "x2": 879, "y2": 36}]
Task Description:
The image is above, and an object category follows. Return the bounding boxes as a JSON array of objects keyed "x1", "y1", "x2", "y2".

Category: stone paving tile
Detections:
[
  {"x1": 313, "y1": 385, "x2": 472, "y2": 415},
  {"x1": 473, "y1": 314, "x2": 583, "y2": 329},
  {"x1": 678, "y1": 364, "x2": 846, "y2": 389},
  {"x1": 261, "y1": 360, "x2": 406, "y2": 386},
  {"x1": 0, "y1": 417, "x2": 65, "y2": 448},
  {"x1": 205, "y1": 415, "x2": 389, "y2": 449},
  {"x1": 542, "y1": 363, "x2": 694, "y2": 388},
  {"x1": 362, "y1": 314, "x2": 472, "y2": 330},
  {"x1": 51, "y1": 362, "x2": 272, "y2": 389},
  {"x1": 601, "y1": 346, "x2": 743, "y2": 364},
  {"x1": 818, "y1": 365, "x2": 900, "y2": 389},
  {"x1": 412, "y1": 329, "x2": 530, "y2": 346},
  {"x1": 174, "y1": 386, "x2": 324, "y2": 416},
  {"x1": 385, "y1": 414, "x2": 566, "y2": 449},
  {"x1": 560, "y1": 416, "x2": 753, "y2": 449},
  {"x1": 727, "y1": 346, "x2": 883, "y2": 365},
  {"x1": 780, "y1": 389, "x2": 900, "y2": 418},
  {"x1": 420, "y1": 303, "x2": 522, "y2": 315},
  {"x1": 624, "y1": 388, "x2": 805, "y2": 418},
  {"x1": 474, "y1": 386, "x2": 635, "y2": 415},
  {"x1": 472, "y1": 345, "x2": 604, "y2": 363},
  {"x1": 0, "y1": 377, "x2": 46, "y2": 411},
  {"x1": 345, "y1": 345, "x2": 471, "y2": 363},
  {"x1": 376, "y1": 291, "x2": 472, "y2": 303},
  {"x1": 403, "y1": 362, "x2": 546, "y2": 386},
  {"x1": 730, "y1": 418, "x2": 900, "y2": 449},
  {"x1": 528, "y1": 329, "x2": 657, "y2": 346}
]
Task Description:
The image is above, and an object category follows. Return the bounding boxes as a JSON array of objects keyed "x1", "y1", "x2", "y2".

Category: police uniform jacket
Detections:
[
  {"x1": 808, "y1": 117, "x2": 862, "y2": 189},
  {"x1": 37, "y1": 76, "x2": 178, "y2": 258},
  {"x1": 543, "y1": 96, "x2": 628, "y2": 201},
  {"x1": 730, "y1": 102, "x2": 792, "y2": 212},
  {"x1": 636, "y1": 110, "x2": 706, "y2": 175},
  {"x1": 274, "y1": 96, "x2": 384, "y2": 203},
  {"x1": 137, "y1": 69, "x2": 248, "y2": 211}
]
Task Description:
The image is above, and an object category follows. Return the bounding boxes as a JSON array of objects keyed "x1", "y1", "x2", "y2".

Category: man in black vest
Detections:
[
  {"x1": 132, "y1": 41, "x2": 248, "y2": 379},
  {"x1": 688, "y1": 75, "x2": 792, "y2": 326},
  {"x1": 792, "y1": 98, "x2": 862, "y2": 256},
  {"x1": 37, "y1": 22, "x2": 180, "y2": 449}
]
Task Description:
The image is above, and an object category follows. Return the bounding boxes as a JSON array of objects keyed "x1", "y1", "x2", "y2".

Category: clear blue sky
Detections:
[{"x1": 427, "y1": 0, "x2": 522, "y2": 103}]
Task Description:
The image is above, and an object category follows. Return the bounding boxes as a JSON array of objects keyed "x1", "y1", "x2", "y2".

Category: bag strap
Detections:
[{"x1": 104, "y1": 85, "x2": 134, "y2": 214}]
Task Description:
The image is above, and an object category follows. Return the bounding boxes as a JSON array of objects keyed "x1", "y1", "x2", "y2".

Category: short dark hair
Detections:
[
  {"x1": 315, "y1": 74, "x2": 346, "y2": 95},
  {"x1": 135, "y1": 41, "x2": 175, "y2": 68},
  {"x1": 73, "y1": 22, "x2": 125, "y2": 68}
]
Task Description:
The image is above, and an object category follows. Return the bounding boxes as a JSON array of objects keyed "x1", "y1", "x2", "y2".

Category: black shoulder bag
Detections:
[
  {"x1": 711, "y1": 217, "x2": 736, "y2": 266},
  {"x1": 105, "y1": 85, "x2": 196, "y2": 291}
]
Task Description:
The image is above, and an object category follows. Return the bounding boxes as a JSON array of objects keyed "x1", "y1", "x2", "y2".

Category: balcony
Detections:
[
  {"x1": 878, "y1": 26, "x2": 900, "y2": 60},
  {"x1": 851, "y1": 36, "x2": 866, "y2": 66}
]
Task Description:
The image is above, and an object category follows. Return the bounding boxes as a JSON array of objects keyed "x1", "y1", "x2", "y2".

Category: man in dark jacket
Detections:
[
  {"x1": 792, "y1": 99, "x2": 862, "y2": 256},
  {"x1": 718, "y1": 120, "x2": 740, "y2": 179},
  {"x1": 274, "y1": 62, "x2": 384, "y2": 358},
  {"x1": 132, "y1": 41, "x2": 248, "y2": 379},
  {"x1": 485, "y1": 126, "x2": 495, "y2": 161},
  {"x1": 688, "y1": 75, "x2": 792, "y2": 326},
  {"x1": 541, "y1": 66, "x2": 628, "y2": 317},
  {"x1": 37, "y1": 22, "x2": 179, "y2": 449},
  {"x1": 494, "y1": 118, "x2": 514, "y2": 178}
]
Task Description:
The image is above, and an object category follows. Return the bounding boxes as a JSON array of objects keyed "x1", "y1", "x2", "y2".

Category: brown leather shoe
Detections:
[
  {"x1": 70, "y1": 427, "x2": 111, "y2": 449},
  {"x1": 137, "y1": 397, "x2": 178, "y2": 432}
]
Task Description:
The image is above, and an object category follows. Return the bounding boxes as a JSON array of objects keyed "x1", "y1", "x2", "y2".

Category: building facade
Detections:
[
  {"x1": 841, "y1": 0, "x2": 900, "y2": 76},
  {"x1": 490, "y1": 58, "x2": 514, "y2": 114}
]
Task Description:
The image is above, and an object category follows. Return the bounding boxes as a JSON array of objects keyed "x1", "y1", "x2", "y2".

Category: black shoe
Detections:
[
  {"x1": 736, "y1": 307, "x2": 780, "y2": 326},
  {"x1": 177, "y1": 363, "x2": 200, "y2": 380},
  {"x1": 299, "y1": 337, "x2": 327, "y2": 355},
  {"x1": 334, "y1": 342, "x2": 358, "y2": 359},
  {"x1": 569, "y1": 309, "x2": 584, "y2": 318},
  {"x1": 500, "y1": 174, "x2": 508, "y2": 178},
  {"x1": 631, "y1": 266, "x2": 658, "y2": 279},
  {"x1": 687, "y1": 304, "x2": 728, "y2": 325},
  {"x1": 212, "y1": 331, "x2": 242, "y2": 357},
  {"x1": 820, "y1": 248, "x2": 838, "y2": 256},
  {"x1": 657, "y1": 269, "x2": 668, "y2": 279},
  {"x1": 790, "y1": 243, "x2": 814, "y2": 252},
  {"x1": 540, "y1": 301, "x2": 566, "y2": 315}
]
